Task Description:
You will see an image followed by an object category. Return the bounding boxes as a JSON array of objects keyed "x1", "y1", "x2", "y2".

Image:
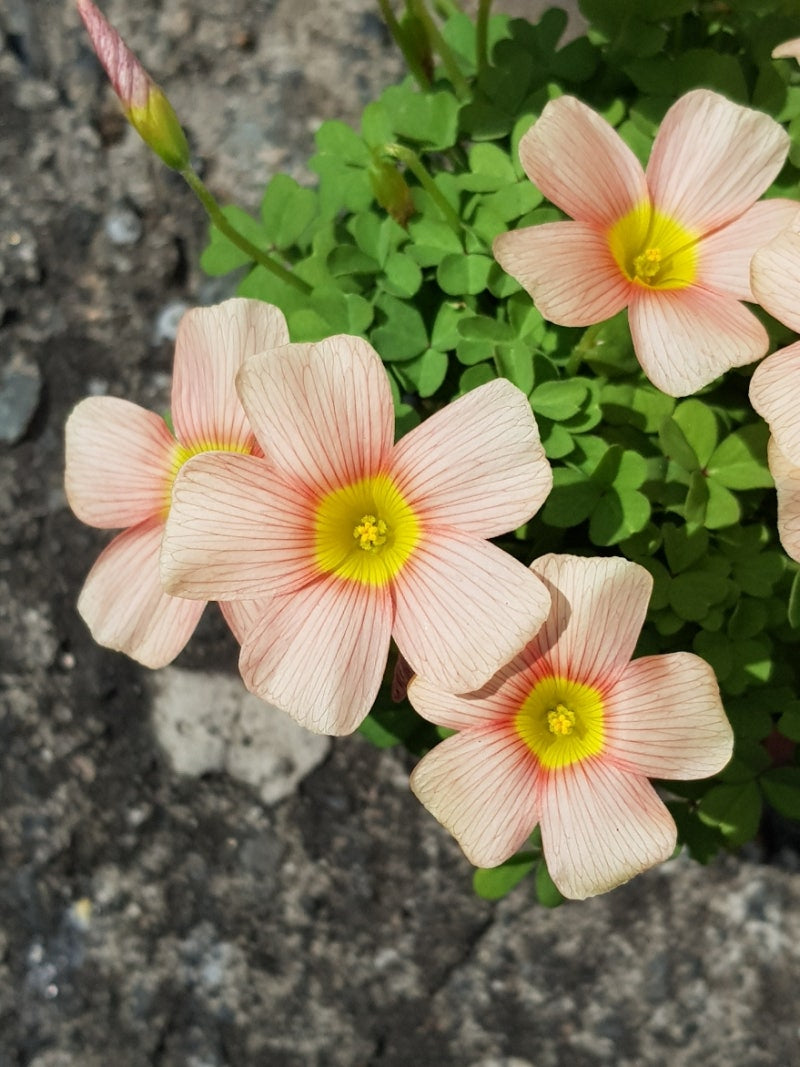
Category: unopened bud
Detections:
[
  {"x1": 369, "y1": 160, "x2": 416, "y2": 227},
  {"x1": 76, "y1": 0, "x2": 190, "y2": 171}
]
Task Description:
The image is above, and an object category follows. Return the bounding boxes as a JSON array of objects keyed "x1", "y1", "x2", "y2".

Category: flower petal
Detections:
[
  {"x1": 408, "y1": 659, "x2": 529, "y2": 731},
  {"x1": 605, "y1": 653, "x2": 733, "y2": 779},
  {"x1": 393, "y1": 531, "x2": 551, "y2": 693},
  {"x1": 65, "y1": 396, "x2": 175, "y2": 528},
  {"x1": 493, "y1": 221, "x2": 631, "y2": 326},
  {"x1": 750, "y1": 223, "x2": 800, "y2": 333},
  {"x1": 768, "y1": 438, "x2": 800, "y2": 563},
  {"x1": 162, "y1": 453, "x2": 316, "y2": 600},
  {"x1": 237, "y1": 335, "x2": 394, "y2": 494},
  {"x1": 646, "y1": 89, "x2": 789, "y2": 234},
  {"x1": 410, "y1": 728, "x2": 539, "y2": 868},
  {"x1": 219, "y1": 598, "x2": 271, "y2": 645},
  {"x1": 239, "y1": 577, "x2": 393, "y2": 735},
  {"x1": 750, "y1": 341, "x2": 800, "y2": 467},
  {"x1": 526, "y1": 554, "x2": 652, "y2": 691},
  {"x1": 698, "y1": 199, "x2": 800, "y2": 301},
  {"x1": 537, "y1": 760, "x2": 677, "y2": 899},
  {"x1": 171, "y1": 298, "x2": 289, "y2": 452},
  {"x1": 392, "y1": 378, "x2": 552, "y2": 538},
  {"x1": 518, "y1": 96, "x2": 648, "y2": 227},
  {"x1": 628, "y1": 285, "x2": 767, "y2": 397},
  {"x1": 78, "y1": 518, "x2": 204, "y2": 668},
  {"x1": 773, "y1": 37, "x2": 800, "y2": 60}
]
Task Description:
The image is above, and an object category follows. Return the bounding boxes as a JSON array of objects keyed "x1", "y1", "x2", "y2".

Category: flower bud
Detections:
[
  {"x1": 369, "y1": 160, "x2": 415, "y2": 226},
  {"x1": 76, "y1": 0, "x2": 190, "y2": 171}
]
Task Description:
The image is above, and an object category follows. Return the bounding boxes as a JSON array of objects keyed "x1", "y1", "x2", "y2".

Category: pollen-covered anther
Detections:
[
  {"x1": 633, "y1": 247, "x2": 662, "y2": 281},
  {"x1": 547, "y1": 703, "x2": 576, "y2": 735},
  {"x1": 353, "y1": 514, "x2": 388, "y2": 551}
]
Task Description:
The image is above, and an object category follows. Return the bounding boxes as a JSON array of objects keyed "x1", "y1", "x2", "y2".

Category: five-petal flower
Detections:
[
  {"x1": 493, "y1": 90, "x2": 795, "y2": 397},
  {"x1": 161, "y1": 335, "x2": 553, "y2": 735},
  {"x1": 408, "y1": 554, "x2": 733, "y2": 899},
  {"x1": 65, "y1": 298, "x2": 288, "y2": 666}
]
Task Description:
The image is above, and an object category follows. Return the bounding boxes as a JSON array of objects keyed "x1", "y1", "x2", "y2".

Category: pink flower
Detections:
[
  {"x1": 76, "y1": 0, "x2": 189, "y2": 170},
  {"x1": 408, "y1": 554, "x2": 733, "y2": 899},
  {"x1": 493, "y1": 90, "x2": 796, "y2": 397},
  {"x1": 773, "y1": 38, "x2": 800, "y2": 61},
  {"x1": 65, "y1": 298, "x2": 288, "y2": 667},
  {"x1": 766, "y1": 439, "x2": 800, "y2": 563},
  {"x1": 161, "y1": 336, "x2": 554, "y2": 735},
  {"x1": 749, "y1": 217, "x2": 800, "y2": 468}
]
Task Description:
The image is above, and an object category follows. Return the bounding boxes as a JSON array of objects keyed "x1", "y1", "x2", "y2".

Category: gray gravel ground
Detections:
[{"x1": 2, "y1": 1, "x2": 800, "y2": 1064}]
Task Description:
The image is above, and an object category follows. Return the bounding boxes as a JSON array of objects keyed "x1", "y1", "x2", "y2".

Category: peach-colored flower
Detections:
[
  {"x1": 493, "y1": 90, "x2": 796, "y2": 397},
  {"x1": 76, "y1": 0, "x2": 189, "y2": 170},
  {"x1": 161, "y1": 336, "x2": 554, "y2": 735},
  {"x1": 65, "y1": 298, "x2": 288, "y2": 667},
  {"x1": 408, "y1": 554, "x2": 733, "y2": 900},
  {"x1": 749, "y1": 217, "x2": 800, "y2": 468},
  {"x1": 773, "y1": 38, "x2": 800, "y2": 61},
  {"x1": 767, "y1": 439, "x2": 800, "y2": 563}
]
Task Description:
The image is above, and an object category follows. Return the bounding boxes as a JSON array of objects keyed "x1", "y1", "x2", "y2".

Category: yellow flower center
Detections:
[
  {"x1": 315, "y1": 473, "x2": 420, "y2": 586},
  {"x1": 353, "y1": 515, "x2": 388, "y2": 551},
  {"x1": 607, "y1": 202, "x2": 698, "y2": 290},
  {"x1": 514, "y1": 675, "x2": 605, "y2": 770}
]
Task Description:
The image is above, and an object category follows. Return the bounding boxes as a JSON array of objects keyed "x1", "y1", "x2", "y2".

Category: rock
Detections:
[
  {"x1": 0, "y1": 349, "x2": 41, "y2": 444},
  {"x1": 152, "y1": 300, "x2": 189, "y2": 344},
  {"x1": 151, "y1": 666, "x2": 330, "y2": 805},
  {"x1": 104, "y1": 203, "x2": 143, "y2": 247}
]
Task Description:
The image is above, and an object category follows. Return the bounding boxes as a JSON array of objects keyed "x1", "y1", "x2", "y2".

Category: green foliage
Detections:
[{"x1": 197, "y1": 0, "x2": 800, "y2": 889}]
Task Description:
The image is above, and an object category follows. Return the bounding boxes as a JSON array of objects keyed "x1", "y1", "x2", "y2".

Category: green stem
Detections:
[
  {"x1": 476, "y1": 0, "x2": 495, "y2": 79},
  {"x1": 408, "y1": 0, "x2": 471, "y2": 99},
  {"x1": 384, "y1": 143, "x2": 464, "y2": 236},
  {"x1": 181, "y1": 168, "x2": 311, "y2": 295},
  {"x1": 376, "y1": 0, "x2": 433, "y2": 91},
  {"x1": 431, "y1": 0, "x2": 462, "y2": 17}
]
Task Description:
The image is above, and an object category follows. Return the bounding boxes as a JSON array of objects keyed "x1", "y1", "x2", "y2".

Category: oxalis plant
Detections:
[{"x1": 68, "y1": 0, "x2": 800, "y2": 906}]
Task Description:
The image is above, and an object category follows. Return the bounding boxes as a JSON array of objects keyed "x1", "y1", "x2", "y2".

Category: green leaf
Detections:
[
  {"x1": 394, "y1": 348, "x2": 448, "y2": 398},
  {"x1": 698, "y1": 780, "x2": 762, "y2": 846},
  {"x1": 327, "y1": 246, "x2": 380, "y2": 277},
  {"x1": 437, "y1": 253, "x2": 494, "y2": 295},
  {"x1": 200, "y1": 206, "x2": 268, "y2": 275},
  {"x1": 705, "y1": 480, "x2": 741, "y2": 529},
  {"x1": 777, "y1": 699, "x2": 800, "y2": 742},
  {"x1": 589, "y1": 489, "x2": 650, "y2": 546},
  {"x1": 473, "y1": 854, "x2": 536, "y2": 901},
  {"x1": 659, "y1": 417, "x2": 699, "y2": 472},
  {"x1": 760, "y1": 767, "x2": 800, "y2": 820},
  {"x1": 465, "y1": 142, "x2": 517, "y2": 187},
  {"x1": 381, "y1": 252, "x2": 423, "y2": 298},
  {"x1": 314, "y1": 119, "x2": 371, "y2": 165},
  {"x1": 670, "y1": 572, "x2": 730, "y2": 622},
  {"x1": 460, "y1": 363, "x2": 496, "y2": 394},
  {"x1": 288, "y1": 288, "x2": 373, "y2": 341},
  {"x1": 693, "y1": 629, "x2": 733, "y2": 681},
  {"x1": 662, "y1": 524, "x2": 709, "y2": 574},
  {"x1": 673, "y1": 399, "x2": 718, "y2": 468},
  {"x1": 530, "y1": 379, "x2": 589, "y2": 420},
  {"x1": 482, "y1": 182, "x2": 543, "y2": 221},
  {"x1": 371, "y1": 293, "x2": 428, "y2": 361},
  {"x1": 707, "y1": 424, "x2": 773, "y2": 490},
  {"x1": 668, "y1": 801, "x2": 725, "y2": 865},
  {"x1": 789, "y1": 570, "x2": 800, "y2": 628},
  {"x1": 535, "y1": 860, "x2": 565, "y2": 908},
  {"x1": 259, "y1": 174, "x2": 318, "y2": 250},
  {"x1": 380, "y1": 85, "x2": 460, "y2": 150},
  {"x1": 542, "y1": 468, "x2": 599, "y2": 527}
]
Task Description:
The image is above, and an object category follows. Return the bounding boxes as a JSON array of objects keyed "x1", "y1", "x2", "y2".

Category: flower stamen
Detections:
[{"x1": 354, "y1": 515, "x2": 388, "y2": 551}]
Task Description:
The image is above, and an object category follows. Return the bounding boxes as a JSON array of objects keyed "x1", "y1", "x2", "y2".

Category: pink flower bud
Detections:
[{"x1": 76, "y1": 0, "x2": 189, "y2": 171}]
